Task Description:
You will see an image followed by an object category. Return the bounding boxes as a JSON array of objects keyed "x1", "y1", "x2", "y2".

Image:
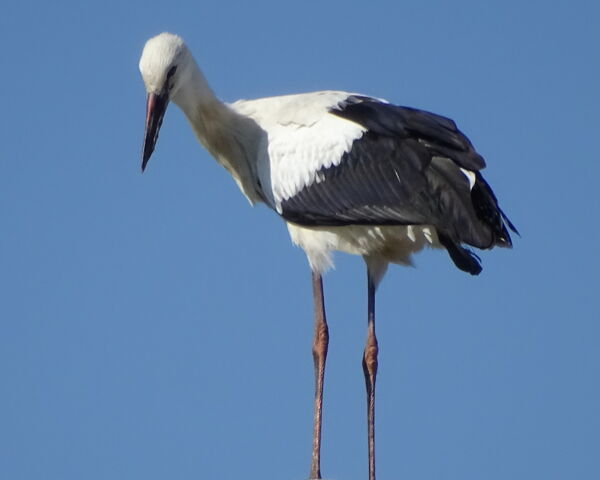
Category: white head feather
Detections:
[{"x1": 139, "y1": 33, "x2": 197, "y2": 103}]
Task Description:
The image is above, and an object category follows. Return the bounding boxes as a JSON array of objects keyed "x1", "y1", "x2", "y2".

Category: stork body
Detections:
[
  {"x1": 139, "y1": 33, "x2": 516, "y2": 480},
  {"x1": 228, "y1": 92, "x2": 463, "y2": 282}
]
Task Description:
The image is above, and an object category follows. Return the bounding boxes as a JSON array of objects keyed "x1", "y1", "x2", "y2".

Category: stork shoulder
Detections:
[
  {"x1": 230, "y1": 92, "x2": 372, "y2": 208},
  {"x1": 229, "y1": 91, "x2": 366, "y2": 128}
]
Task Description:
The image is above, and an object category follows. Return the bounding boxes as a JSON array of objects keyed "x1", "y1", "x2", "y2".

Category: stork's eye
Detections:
[{"x1": 166, "y1": 65, "x2": 177, "y2": 90}]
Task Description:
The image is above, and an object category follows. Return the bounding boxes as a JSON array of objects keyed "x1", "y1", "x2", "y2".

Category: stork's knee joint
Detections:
[
  {"x1": 312, "y1": 322, "x2": 329, "y2": 358},
  {"x1": 363, "y1": 336, "x2": 379, "y2": 376}
]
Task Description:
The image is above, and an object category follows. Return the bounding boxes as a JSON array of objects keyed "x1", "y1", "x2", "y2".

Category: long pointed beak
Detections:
[{"x1": 142, "y1": 92, "x2": 169, "y2": 172}]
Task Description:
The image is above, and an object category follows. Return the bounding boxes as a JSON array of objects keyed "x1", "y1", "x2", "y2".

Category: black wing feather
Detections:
[{"x1": 279, "y1": 96, "x2": 517, "y2": 274}]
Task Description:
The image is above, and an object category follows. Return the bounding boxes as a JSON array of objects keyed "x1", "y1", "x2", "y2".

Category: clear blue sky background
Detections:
[{"x1": 1, "y1": 1, "x2": 598, "y2": 479}]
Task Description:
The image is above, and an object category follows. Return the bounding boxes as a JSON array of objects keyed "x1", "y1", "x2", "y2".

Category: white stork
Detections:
[{"x1": 139, "y1": 32, "x2": 517, "y2": 480}]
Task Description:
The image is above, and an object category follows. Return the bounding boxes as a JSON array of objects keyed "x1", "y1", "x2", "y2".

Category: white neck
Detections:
[{"x1": 172, "y1": 60, "x2": 264, "y2": 205}]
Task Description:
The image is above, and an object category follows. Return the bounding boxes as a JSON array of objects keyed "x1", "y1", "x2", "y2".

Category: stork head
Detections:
[{"x1": 139, "y1": 33, "x2": 192, "y2": 172}]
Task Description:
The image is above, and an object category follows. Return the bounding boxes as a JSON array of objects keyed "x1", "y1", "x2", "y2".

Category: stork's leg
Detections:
[
  {"x1": 363, "y1": 272, "x2": 378, "y2": 480},
  {"x1": 310, "y1": 271, "x2": 329, "y2": 480}
]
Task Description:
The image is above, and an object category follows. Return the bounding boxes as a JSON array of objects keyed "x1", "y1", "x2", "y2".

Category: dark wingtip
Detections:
[{"x1": 501, "y1": 208, "x2": 520, "y2": 237}]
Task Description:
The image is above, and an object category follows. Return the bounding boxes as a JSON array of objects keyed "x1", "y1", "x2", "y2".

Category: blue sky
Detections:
[{"x1": 1, "y1": 1, "x2": 598, "y2": 479}]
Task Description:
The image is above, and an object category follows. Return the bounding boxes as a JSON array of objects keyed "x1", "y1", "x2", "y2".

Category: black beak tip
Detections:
[{"x1": 141, "y1": 155, "x2": 149, "y2": 173}]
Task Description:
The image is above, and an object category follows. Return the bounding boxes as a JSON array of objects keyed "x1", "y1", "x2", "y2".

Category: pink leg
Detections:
[
  {"x1": 362, "y1": 272, "x2": 378, "y2": 480},
  {"x1": 310, "y1": 271, "x2": 329, "y2": 479}
]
